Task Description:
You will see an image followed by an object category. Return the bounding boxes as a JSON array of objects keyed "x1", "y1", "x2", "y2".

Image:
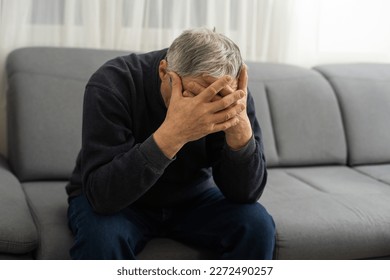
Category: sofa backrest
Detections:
[
  {"x1": 6, "y1": 47, "x2": 351, "y2": 181},
  {"x1": 6, "y1": 47, "x2": 128, "y2": 181},
  {"x1": 247, "y1": 63, "x2": 347, "y2": 167},
  {"x1": 314, "y1": 64, "x2": 390, "y2": 166}
]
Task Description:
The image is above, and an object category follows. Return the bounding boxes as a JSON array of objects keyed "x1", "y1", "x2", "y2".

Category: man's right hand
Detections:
[{"x1": 153, "y1": 71, "x2": 245, "y2": 159}]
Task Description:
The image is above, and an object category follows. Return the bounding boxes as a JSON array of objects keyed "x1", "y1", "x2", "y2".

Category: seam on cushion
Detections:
[
  {"x1": 284, "y1": 171, "x2": 328, "y2": 193},
  {"x1": 313, "y1": 69, "x2": 350, "y2": 165},
  {"x1": 324, "y1": 76, "x2": 390, "y2": 83},
  {"x1": 352, "y1": 167, "x2": 390, "y2": 186},
  {"x1": 264, "y1": 84, "x2": 280, "y2": 162},
  {"x1": 0, "y1": 239, "x2": 37, "y2": 250},
  {"x1": 20, "y1": 184, "x2": 41, "y2": 259},
  {"x1": 0, "y1": 184, "x2": 38, "y2": 253}
]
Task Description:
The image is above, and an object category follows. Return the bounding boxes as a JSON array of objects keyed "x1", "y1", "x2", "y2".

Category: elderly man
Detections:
[{"x1": 66, "y1": 27, "x2": 275, "y2": 259}]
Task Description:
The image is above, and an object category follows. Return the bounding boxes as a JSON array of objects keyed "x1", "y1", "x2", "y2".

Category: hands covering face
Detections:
[
  {"x1": 154, "y1": 64, "x2": 252, "y2": 159},
  {"x1": 174, "y1": 64, "x2": 253, "y2": 150}
]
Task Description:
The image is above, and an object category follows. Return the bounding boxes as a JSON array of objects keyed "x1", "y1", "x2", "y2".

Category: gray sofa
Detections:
[{"x1": 1, "y1": 47, "x2": 390, "y2": 260}]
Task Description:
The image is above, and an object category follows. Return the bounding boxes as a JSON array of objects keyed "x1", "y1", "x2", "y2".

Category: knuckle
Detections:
[
  {"x1": 224, "y1": 75, "x2": 232, "y2": 83},
  {"x1": 220, "y1": 98, "x2": 230, "y2": 108},
  {"x1": 188, "y1": 82, "x2": 200, "y2": 92},
  {"x1": 209, "y1": 87, "x2": 218, "y2": 95},
  {"x1": 225, "y1": 111, "x2": 232, "y2": 121},
  {"x1": 222, "y1": 122, "x2": 232, "y2": 130},
  {"x1": 206, "y1": 124, "x2": 215, "y2": 134},
  {"x1": 237, "y1": 90, "x2": 245, "y2": 98}
]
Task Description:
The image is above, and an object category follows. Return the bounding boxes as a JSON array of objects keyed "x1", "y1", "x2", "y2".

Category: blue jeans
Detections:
[{"x1": 67, "y1": 187, "x2": 276, "y2": 259}]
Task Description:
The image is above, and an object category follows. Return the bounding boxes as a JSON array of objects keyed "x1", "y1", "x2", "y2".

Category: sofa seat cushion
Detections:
[
  {"x1": 22, "y1": 181, "x2": 73, "y2": 259},
  {"x1": 0, "y1": 252, "x2": 34, "y2": 260},
  {"x1": 354, "y1": 164, "x2": 390, "y2": 185},
  {"x1": 262, "y1": 166, "x2": 390, "y2": 259},
  {"x1": 22, "y1": 181, "x2": 217, "y2": 260},
  {"x1": 0, "y1": 157, "x2": 38, "y2": 254}
]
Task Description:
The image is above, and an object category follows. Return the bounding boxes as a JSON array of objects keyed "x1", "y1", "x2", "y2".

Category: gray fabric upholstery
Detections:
[
  {"x1": 21, "y1": 181, "x2": 216, "y2": 260},
  {"x1": 314, "y1": 64, "x2": 390, "y2": 165},
  {"x1": 262, "y1": 167, "x2": 390, "y2": 259},
  {"x1": 6, "y1": 47, "x2": 128, "y2": 181},
  {"x1": 247, "y1": 63, "x2": 347, "y2": 167},
  {"x1": 0, "y1": 156, "x2": 38, "y2": 254},
  {"x1": 0, "y1": 253, "x2": 34, "y2": 260},
  {"x1": 354, "y1": 164, "x2": 390, "y2": 185},
  {"x1": 3, "y1": 47, "x2": 390, "y2": 260},
  {"x1": 21, "y1": 181, "x2": 73, "y2": 259}
]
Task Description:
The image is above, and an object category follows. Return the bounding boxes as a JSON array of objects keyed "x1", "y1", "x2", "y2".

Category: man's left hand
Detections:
[{"x1": 186, "y1": 64, "x2": 253, "y2": 150}]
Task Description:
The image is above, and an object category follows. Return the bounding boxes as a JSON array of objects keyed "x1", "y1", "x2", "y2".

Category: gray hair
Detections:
[{"x1": 166, "y1": 27, "x2": 243, "y2": 78}]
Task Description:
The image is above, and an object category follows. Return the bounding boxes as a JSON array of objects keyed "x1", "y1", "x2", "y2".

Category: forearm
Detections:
[
  {"x1": 83, "y1": 136, "x2": 173, "y2": 214},
  {"x1": 153, "y1": 121, "x2": 185, "y2": 159},
  {"x1": 224, "y1": 114, "x2": 253, "y2": 150},
  {"x1": 213, "y1": 136, "x2": 267, "y2": 203}
]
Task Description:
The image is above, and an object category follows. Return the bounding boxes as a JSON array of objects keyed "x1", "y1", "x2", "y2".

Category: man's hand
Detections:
[
  {"x1": 223, "y1": 64, "x2": 253, "y2": 150},
  {"x1": 187, "y1": 64, "x2": 253, "y2": 150},
  {"x1": 153, "y1": 71, "x2": 245, "y2": 159}
]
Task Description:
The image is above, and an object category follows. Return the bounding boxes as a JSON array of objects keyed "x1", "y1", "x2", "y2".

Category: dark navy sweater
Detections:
[{"x1": 66, "y1": 49, "x2": 267, "y2": 214}]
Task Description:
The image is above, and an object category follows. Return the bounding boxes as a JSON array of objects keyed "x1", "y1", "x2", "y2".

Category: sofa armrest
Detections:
[{"x1": 0, "y1": 155, "x2": 38, "y2": 254}]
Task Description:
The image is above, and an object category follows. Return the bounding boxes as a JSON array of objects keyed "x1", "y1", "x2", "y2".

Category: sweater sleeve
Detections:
[
  {"x1": 207, "y1": 90, "x2": 267, "y2": 203},
  {"x1": 81, "y1": 85, "x2": 173, "y2": 214}
]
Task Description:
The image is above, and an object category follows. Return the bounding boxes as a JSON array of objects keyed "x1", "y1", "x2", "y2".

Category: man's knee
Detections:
[
  {"x1": 234, "y1": 203, "x2": 275, "y2": 239},
  {"x1": 219, "y1": 202, "x2": 275, "y2": 259}
]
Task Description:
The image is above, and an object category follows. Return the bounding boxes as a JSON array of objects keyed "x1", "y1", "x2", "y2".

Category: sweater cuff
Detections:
[
  {"x1": 224, "y1": 135, "x2": 256, "y2": 162},
  {"x1": 139, "y1": 135, "x2": 174, "y2": 172}
]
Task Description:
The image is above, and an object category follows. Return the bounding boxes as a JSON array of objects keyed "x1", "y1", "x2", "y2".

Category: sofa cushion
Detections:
[
  {"x1": 0, "y1": 156, "x2": 38, "y2": 254},
  {"x1": 262, "y1": 166, "x2": 390, "y2": 259},
  {"x1": 354, "y1": 164, "x2": 390, "y2": 185},
  {"x1": 0, "y1": 253, "x2": 34, "y2": 260},
  {"x1": 314, "y1": 64, "x2": 390, "y2": 166},
  {"x1": 21, "y1": 181, "x2": 217, "y2": 260},
  {"x1": 6, "y1": 47, "x2": 129, "y2": 181},
  {"x1": 21, "y1": 181, "x2": 73, "y2": 259},
  {"x1": 247, "y1": 63, "x2": 347, "y2": 167}
]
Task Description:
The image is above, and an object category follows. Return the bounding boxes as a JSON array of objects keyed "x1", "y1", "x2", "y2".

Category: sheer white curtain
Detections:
[
  {"x1": 285, "y1": 0, "x2": 390, "y2": 66},
  {"x1": 0, "y1": 0, "x2": 291, "y2": 154},
  {"x1": 0, "y1": 0, "x2": 291, "y2": 60},
  {"x1": 1, "y1": 0, "x2": 390, "y2": 155}
]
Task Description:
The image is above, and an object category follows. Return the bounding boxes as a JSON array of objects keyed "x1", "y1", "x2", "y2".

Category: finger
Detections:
[
  {"x1": 190, "y1": 80, "x2": 232, "y2": 98},
  {"x1": 238, "y1": 64, "x2": 248, "y2": 91},
  {"x1": 208, "y1": 90, "x2": 245, "y2": 112},
  {"x1": 211, "y1": 103, "x2": 245, "y2": 124},
  {"x1": 197, "y1": 76, "x2": 232, "y2": 102},
  {"x1": 168, "y1": 71, "x2": 183, "y2": 101},
  {"x1": 182, "y1": 90, "x2": 195, "y2": 98},
  {"x1": 211, "y1": 116, "x2": 240, "y2": 133},
  {"x1": 187, "y1": 81, "x2": 205, "y2": 95},
  {"x1": 219, "y1": 84, "x2": 235, "y2": 97},
  {"x1": 202, "y1": 74, "x2": 235, "y2": 97},
  {"x1": 202, "y1": 74, "x2": 217, "y2": 85}
]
